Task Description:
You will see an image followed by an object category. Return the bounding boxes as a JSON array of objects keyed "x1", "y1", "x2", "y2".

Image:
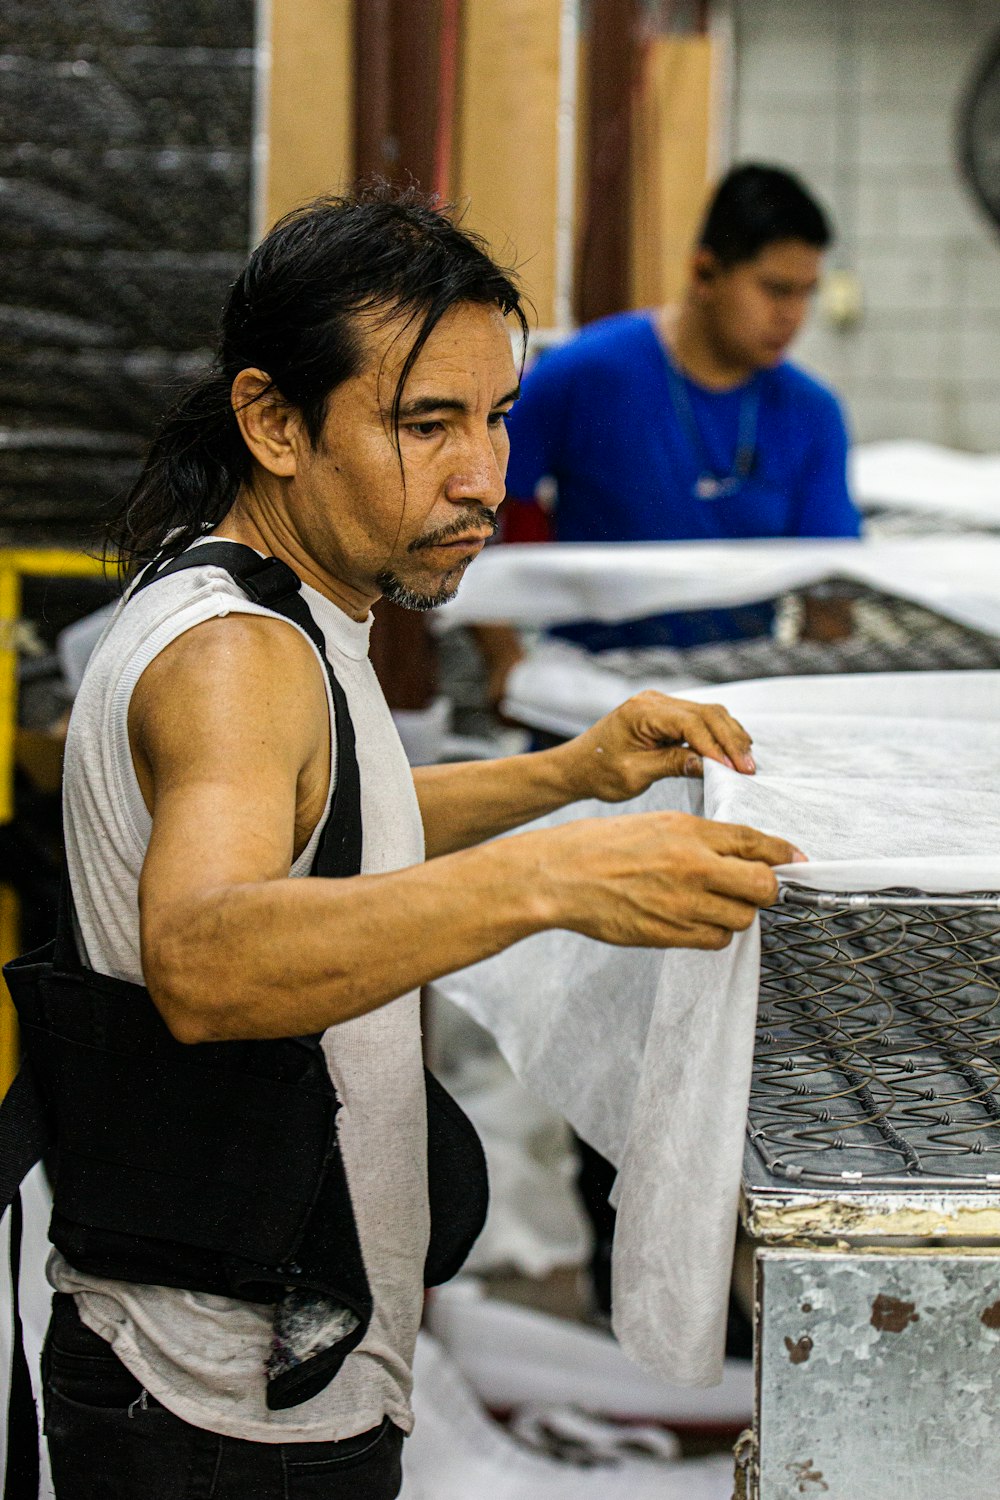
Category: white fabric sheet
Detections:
[
  {"x1": 504, "y1": 638, "x2": 699, "y2": 737},
  {"x1": 438, "y1": 535, "x2": 1000, "y2": 639},
  {"x1": 401, "y1": 1332, "x2": 735, "y2": 1500},
  {"x1": 0, "y1": 1166, "x2": 55, "y2": 1497},
  {"x1": 432, "y1": 671, "x2": 1000, "y2": 1387},
  {"x1": 503, "y1": 627, "x2": 1000, "y2": 738},
  {"x1": 0, "y1": 1174, "x2": 733, "y2": 1496},
  {"x1": 851, "y1": 439, "x2": 1000, "y2": 527},
  {"x1": 425, "y1": 1279, "x2": 752, "y2": 1422}
]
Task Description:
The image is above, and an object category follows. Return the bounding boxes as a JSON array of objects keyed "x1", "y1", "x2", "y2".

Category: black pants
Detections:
[{"x1": 42, "y1": 1295, "x2": 404, "y2": 1500}]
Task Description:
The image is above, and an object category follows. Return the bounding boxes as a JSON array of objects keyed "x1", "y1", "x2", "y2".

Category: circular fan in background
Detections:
[{"x1": 959, "y1": 30, "x2": 1000, "y2": 233}]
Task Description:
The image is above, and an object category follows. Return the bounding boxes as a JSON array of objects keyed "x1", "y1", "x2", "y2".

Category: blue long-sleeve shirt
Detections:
[{"x1": 504, "y1": 310, "x2": 860, "y2": 650}]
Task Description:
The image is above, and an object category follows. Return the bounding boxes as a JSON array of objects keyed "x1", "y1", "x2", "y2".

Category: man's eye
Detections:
[
  {"x1": 407, "y1": 421, "x2": 444, "y2": 438},
  {"x1": 489, "y1": 410, "x2": 511, "y2": 428}
]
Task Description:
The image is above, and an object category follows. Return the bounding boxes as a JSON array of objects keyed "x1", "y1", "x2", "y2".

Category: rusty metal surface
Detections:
[{"x1": 756, "y1": 1247, "x2": 1000, "y2": 1499}]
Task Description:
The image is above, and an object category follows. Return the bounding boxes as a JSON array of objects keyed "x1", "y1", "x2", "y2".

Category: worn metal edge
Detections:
[{"x1": 742, "y1": 1187, "x2": 1000, "y2": 1243}]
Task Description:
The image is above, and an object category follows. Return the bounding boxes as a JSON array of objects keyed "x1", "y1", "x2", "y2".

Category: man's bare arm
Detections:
[
  {"x1": 414, "y1": 691, "x2": 757, "y2": 857},
  {"x1": 131, "y1": 617, "x2": 800, "y2": 1046}
]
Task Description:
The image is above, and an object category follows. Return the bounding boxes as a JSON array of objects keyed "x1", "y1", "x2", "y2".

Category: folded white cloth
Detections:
[
  {"x1": 850, "y1": 439, "x2": 1000, "y2": 527},
  {"x1": 401, "y1": 1331, "x2": 735, "y2": 1500},
  {"x1": 438, "y1": 535, "x2": 1000, "y2": 641},
  {"x1": 432, "y1": 671, "x2": 1000, "y2": 1386}
]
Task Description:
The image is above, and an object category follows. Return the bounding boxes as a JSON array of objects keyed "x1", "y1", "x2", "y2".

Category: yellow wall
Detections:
[
  {"x1": 630, "y1": 34, "x2": 715, "y2": 310},
  {"x1": 455, "y1": 0, "x2": 564, "y2": 328},
  {"x1": 262, "y1": 0, "x2": 354, "y2": 229},
  {"x1": 259, "y1": 5, "x2": 715, "y2": 320}
]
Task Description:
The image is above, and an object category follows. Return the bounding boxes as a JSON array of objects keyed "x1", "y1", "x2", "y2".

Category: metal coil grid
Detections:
[
  {"x1": 594, "y1": 583, "x2": 1000, "y2": 681},
  {"x1": 749, "y1": 889, "x2": 1000, "y2": 1187}
]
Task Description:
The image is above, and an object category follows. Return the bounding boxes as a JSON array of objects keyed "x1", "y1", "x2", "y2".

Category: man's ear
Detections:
[
  {"x1": 690, "y1": 247, "x2": 721, "y2": 296},
  {"x1": 231, "y1": 367, "x2": 304, "y2": 478}
]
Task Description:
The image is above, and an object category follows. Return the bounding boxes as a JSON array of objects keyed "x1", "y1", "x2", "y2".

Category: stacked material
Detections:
[
  {"x1": 401, "y1": 1331, "x2": 735, "y2": 1500},
  {"x1": 433, "y1": 671, "x2": 1000, "y2": 1386},
  {"x1": 438, "y1": 533, "x2": 1000, "y2": 734},
  {"x1": 850, "y1": 439, "x2": 1000, "y2": 532},
  {"x1": 499, "y1": 586, "x2": 1000, "y2": 737},
  {"x1": 438, "y1": 535, "x2": 1000, "y2": 636}
]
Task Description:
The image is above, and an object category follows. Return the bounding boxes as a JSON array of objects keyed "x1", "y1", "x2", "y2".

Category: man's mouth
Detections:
[
  {"x1": 411, "y1": 515, "x2": 498, "y2": 552},
  {"x1": 427, "y1": 532, "x2": 491, "y2": 549}
]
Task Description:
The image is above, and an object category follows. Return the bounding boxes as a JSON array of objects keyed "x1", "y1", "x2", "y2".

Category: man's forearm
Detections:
[
  {"x1": 144, "y1": 833, "x2": 557, "y2": 1044},
  {"x1": 413, "y1": 742, "x2": 584, "y2": 856},
  {"x1": 144, "y1": 805, "x2": 801, "y2": 1047}
]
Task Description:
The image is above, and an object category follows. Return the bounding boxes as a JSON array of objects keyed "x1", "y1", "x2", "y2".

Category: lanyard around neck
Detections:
[{"x1": 663, "y1": 348, "x2": 760, "y2": 502}]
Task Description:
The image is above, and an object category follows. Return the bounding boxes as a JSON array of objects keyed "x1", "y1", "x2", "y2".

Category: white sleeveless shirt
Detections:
[{"x1": 52, "y1": 546, "x2": 429, "y2": 1442}]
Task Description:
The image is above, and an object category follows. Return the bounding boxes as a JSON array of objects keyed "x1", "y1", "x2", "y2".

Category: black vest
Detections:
[{"x1": 1, "y1": 543, "x2": 488, "y2": 1423}]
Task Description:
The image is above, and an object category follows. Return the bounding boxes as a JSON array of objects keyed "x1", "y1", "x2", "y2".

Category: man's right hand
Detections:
[{"x1": 530, "y1": 811, "x2": 803, "y2": 951}]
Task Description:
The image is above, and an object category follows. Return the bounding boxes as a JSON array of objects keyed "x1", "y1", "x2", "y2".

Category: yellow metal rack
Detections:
[{"x1": 0, "y1": 548, "x2": 111, "y2": 1094}]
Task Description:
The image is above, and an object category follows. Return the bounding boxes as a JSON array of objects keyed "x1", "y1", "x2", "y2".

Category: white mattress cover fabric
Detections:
[
  {"x1": 432, "y1": 671, "x2": 1000, "y2": 1386},
  {"x1": 850, "y1": 439, "x2": 1000, "y2": 526},
  {"x1": 438, "y1": 534, "x2": 1000, "y2": 638},
  {"x1": 401, "y1": 1330, "x2": 734, "y2": 1499}
]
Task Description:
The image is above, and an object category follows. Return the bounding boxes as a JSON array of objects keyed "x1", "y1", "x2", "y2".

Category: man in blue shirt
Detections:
[{"x1": 476, "y1": 163, "x2": 860, "y2": 691}]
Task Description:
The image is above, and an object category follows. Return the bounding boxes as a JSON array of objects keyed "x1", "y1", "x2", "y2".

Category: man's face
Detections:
[
  {"x1": 286, "y1": 300, "x2": 519, "y2": 612},
  {"x1": 696, "y1": 238, "x2": 822, "y2": 372}
]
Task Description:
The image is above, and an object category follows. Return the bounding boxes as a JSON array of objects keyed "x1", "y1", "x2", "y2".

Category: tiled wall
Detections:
[
  {"x1": 732, "y1": 0, "x2": 1000, "y2": 450},
  {"x1": 0, "y1": 0, "x2": 256, "y2": 538}
]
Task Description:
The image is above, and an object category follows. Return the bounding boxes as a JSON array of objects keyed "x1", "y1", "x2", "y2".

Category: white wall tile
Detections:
[
  {"x1": 733, "y1": 0, "x2": 1000, "y2": 448},
  {"x1": 957, "y1": 320, "x2": 1000, "y2": 382},
  {"x1": 738, "y1": 103, "x2": 839, "y2": 170},
  {"x1": 792, "y1": 322, "x2": 849, "y2": 386},
  {"x1": 894, "y1": 179, "x2": 986, "y2": 244},
  {"x1": 738, "y1": 37, "x2": 841, "y2": 102},
  {"x1": 736, "y1": 0, "x2": 840, "y2": 47},
  {"x1": 854, "y1": 244, "x2": 954, "y2": 311},
  {"x1": 854, "y1": 183, "x2": 898, "y2": 239},
  {"x1": 857, "y1": 39, "x2": 970, "y2": 102},
  {"x1": 953, "y1": 393, "x2": 1000, "y2": 452},
  {"x1": 848, "y1": 389, "x2": 948, "y2": 444},
  {"x1": 856, "y1": 105, "x2": 954, "y2": 172},
  {"x1": 958, "y1": 247, "x2": 1000, "y2": 311},
  {"x1": 856, "y1": 0, "x2": 973, "y2": 45}
]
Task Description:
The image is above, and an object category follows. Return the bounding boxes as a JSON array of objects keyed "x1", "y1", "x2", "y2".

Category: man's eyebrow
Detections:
[
  {"x1": 398, "y1": 395, "x2": 468, "y2": 418},
  {"x1": 396, "y1": 385, "x2": 521, "y2": 419}
]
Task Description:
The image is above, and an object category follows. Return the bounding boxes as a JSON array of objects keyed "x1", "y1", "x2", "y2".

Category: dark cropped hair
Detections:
[
  {"x1": 109, "y1": 183, "x2": 527, "y2": 573},
  {"x1": 698, "y1": 163, "x2": 832, "y2": 268}
]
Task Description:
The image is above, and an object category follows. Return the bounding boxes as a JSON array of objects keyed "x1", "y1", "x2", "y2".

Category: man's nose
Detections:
[{"x1": 446, "y1": 436, "x2": 506, "y2": 511}]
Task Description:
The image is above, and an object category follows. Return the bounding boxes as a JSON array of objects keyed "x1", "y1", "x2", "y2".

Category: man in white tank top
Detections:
[{"x1": 43, "y1": 185, "x2": 802, "y2": 1500}]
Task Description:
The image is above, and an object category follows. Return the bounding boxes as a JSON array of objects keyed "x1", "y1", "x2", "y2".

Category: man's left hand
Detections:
[{"x1": 560, "y1": 691, "x2": 756, "y2": 804}]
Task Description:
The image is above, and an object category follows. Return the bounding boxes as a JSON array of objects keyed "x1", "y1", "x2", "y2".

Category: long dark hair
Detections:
[{"x1": 109, "y1": 182, "x2": 527, "y2": 575}]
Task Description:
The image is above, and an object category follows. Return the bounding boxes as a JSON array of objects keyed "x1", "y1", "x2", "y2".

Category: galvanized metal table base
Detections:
[{"x1": 741, "y1": 889, "x2": 1000, "y2": 1500}]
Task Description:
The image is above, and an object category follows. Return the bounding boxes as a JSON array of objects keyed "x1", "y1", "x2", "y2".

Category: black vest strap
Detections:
[
  {"x1": 0, "y1": 1069, "x2": 49, "y2": 1500},
  {"x1": 0, "y1": 542, "x2": 367, "y2": 1490},
  {"x1": 0, "y1": 540, "x2": 488, "y2": 1484},
  {"x1": 130, "y1": 542, "x2": 363, "y2": 883}
]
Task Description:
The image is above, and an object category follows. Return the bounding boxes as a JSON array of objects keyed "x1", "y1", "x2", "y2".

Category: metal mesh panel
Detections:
[
  {"x1": 749, "y1": 889, "x2": 1000, "y2": 1188},
  {"x1": 593, "y1": 583, "x2": 1000, "y2": 682}
]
